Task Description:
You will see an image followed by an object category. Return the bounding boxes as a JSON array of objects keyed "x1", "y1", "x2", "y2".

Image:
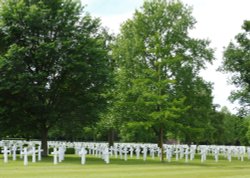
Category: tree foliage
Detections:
[
  {"x1": 177, "y1": 77, "x2": 214, "y2": 144},
  {"x1": 112, "y1": 0, "x2": 214, "y2": 155},
  {"x1": 222, "y1": 20, "x2": 250, "y2": 115},
  {"x1": 0, "y1": 0, "x2": 111, "y2": 155}
]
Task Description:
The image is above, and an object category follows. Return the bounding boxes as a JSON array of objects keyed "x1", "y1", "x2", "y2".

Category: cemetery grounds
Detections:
[
  {"x1": 1, "y1": 154, "x2": 250, "y2": 178},
  {"x1": 1, "y1": 141, "x2": 250, "y2": 178}
]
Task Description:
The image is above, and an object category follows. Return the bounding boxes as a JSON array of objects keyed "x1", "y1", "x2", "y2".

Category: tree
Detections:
[
  {"x1": 203, "y1": 106, "x2": 248, "y2": 146},
  {"x1": 0, "y1": 0, "x2": 110, "y2": 156},
  {"x1": 245, "y1": 115, "x2": 250, "y2": 144},
  {"x1": 176, "y1": 77, "x2": 214, "y2": 144},
  {"x1": 222, "y1": 20, "x2": 250, "y2": 116},
  {"x1": 219, "y1": 107, "x2": 248, "y2": 145},
  {"x1": 97, "y1": 107, "x2": 120, "y2": 146},
  {"x1": 112, "y1": 0, "x2": 213, "y2": 160}
]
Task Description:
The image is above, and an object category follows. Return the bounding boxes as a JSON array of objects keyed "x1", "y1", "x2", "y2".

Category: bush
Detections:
[{"x1": 65, "y1": 148, "x2": 75, "y2": 154}]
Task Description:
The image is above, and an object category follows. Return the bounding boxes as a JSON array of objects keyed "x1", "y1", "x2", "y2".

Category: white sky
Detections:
[{"x1": 81, "y1": 0, "x2": 250, "y2": 114}]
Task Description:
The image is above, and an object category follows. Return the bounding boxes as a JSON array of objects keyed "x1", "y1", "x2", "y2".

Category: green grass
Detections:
[{"x1": 1, "y1": 154, "x2": 250, "y2": 178}]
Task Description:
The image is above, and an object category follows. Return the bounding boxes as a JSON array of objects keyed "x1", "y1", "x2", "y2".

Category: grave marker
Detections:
[{"x1": 1, "y1": 146, "x2": 10, "y2": 163}]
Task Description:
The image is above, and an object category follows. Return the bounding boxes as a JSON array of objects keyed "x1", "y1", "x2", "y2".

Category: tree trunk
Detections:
[
  {"x1": 41, "y1": 128, "x2": 48, "y2": 157},
  {"x1": 108, "y1": 128, "x2": 115, "y2": 147},
  {"x1": 158, "y1": 126, "x2": 164, "y2": 162}
]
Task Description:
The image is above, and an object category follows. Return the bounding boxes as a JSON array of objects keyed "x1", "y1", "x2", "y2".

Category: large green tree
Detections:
[
  {"x1": 0, "y1": 0, "x2": 110, "y2": 155},
  {"x1": 222, "y1": 20, "x2": 250, "y2": 116},
  {"x1": 176, "y1": 77, "x2": 214, "y2": 144},
  {"x1": 219, "y1": 107, "x2": 247, "y2": 145},
  {"x1": 112, "y1": 0, "x2": 213, "y2": 160}
]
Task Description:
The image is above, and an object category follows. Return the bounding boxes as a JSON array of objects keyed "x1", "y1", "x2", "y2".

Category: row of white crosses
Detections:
[
  {"x1": 197, "y1": 145, "x2": 247, "y2": 162},
  {"x1": 95, "y1": 143, "x2": 194, "y2": 163},
  {"x1": 2, "y1": 140, "x2": 250, "y2": 164},
  {"x1": 51, "y1": 146, "x2": 66, "y2": 165},
  {"x1": 109, "y1": 143, "x2": 191, "y2": 162},
  {"x1": 49, "y1": 142, "x2": 110, "y2": 165},
  {"x1": 1, "y1": 143, "x2": 43, "y2": 165},
  {"x1": 73, "y1": 143, "x2": 250, "y2": 164}
]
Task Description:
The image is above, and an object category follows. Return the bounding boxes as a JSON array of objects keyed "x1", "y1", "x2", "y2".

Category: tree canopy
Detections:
[
  {"x1": 0, "y1": 0, "x2": 111, "y2": 155},
  {"x1": 222, "y1": 20, "x2": 250, "y2": 116},
  {"x1": 111, "y1": 0, "x2": 214, "y2": 156}
]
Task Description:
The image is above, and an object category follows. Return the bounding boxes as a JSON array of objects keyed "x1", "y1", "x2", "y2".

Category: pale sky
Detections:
[{"x1": 81, "y1": 0, "x2": 250, "y2": 114}]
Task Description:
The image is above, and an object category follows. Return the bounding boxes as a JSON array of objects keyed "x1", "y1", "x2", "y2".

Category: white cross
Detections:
[
  {"x1": 21, "y1": 148, "x2": 29, "y2": 166},
  {"x1": 150, "y1": 147, "x2": 156, "y2": 160},
  {"x1": 213, "y1": 147, "x2": 219, "y2": 162},
  {"x1": 51, "y1": 147, "x2": 59, "y2": 165},
  {"x1": 129, "y1": 146, "x2": 134, "y2": 158},
  {"x1": 79, "y1": 147, "x2": 87, "y2": 165},
  {"x1": 19, "y1": 144, "x2": 23, "y2": 159},
  {"x1": 142, "y1": 147, "x2": 147, "y2": 161},
  {"x1": 102, "y1": 147, "x2": 110, "y2": 164},
  {"x1": 135, "y1": 146, "x2": 140, "y2": 159},
  {"x1": 12, "y1": 145, "x2": 17, "y2": 161},
  {"x1": 123, "y1": 146, "x2": 128, "y2": 161},
  {"x1": 1, "y1": 146, "x2": 10, "y2": 163},
  {"x1": 227, "y1": 148, "x2": 232, "y2": 162},
  {"x1": 31, "y1": 147, "x2": 37, "y2": 163},
  {"x1": 37, "y1": 146, "x2": 43, "y2": 161},
  {"x1": 58, "y1": 147, "x2": 65, "y2": 162},
  {"x1": 175, "y1": 148, "x2": 180, "y2": 161},
  {"x1": 184, "y1": 148, "x2": 189, "y2": 163},
  {"x1": 166, "y1": 147, "x2": 172, "y2": 162}
]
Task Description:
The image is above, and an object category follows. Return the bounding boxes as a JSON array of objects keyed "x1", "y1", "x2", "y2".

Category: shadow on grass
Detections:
[
  {"x1": 1, "y1": 154, "x2": 250, "y2": 169},
  {"x1": 42, "y1": 154, "x2": 250, "y2": 167}
]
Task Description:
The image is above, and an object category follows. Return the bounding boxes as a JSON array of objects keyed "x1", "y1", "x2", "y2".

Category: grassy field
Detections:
[{"x1": 1, "y1": 154, "x2": 250, "y2": 178}]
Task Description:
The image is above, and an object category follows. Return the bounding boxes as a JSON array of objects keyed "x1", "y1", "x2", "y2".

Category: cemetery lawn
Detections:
[{"x1": 1, "y1": 155, "x2": 250, "y2": 178}]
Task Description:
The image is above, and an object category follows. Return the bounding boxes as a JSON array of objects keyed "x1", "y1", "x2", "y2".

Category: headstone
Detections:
[
  {"x1": 247, "y1": 147, "x2": 250, "y2": 160},
  {"x1": 184, "y1": 147, "x2": 189, "y2": 163},
  {"x1": 32, "y1": 146, "x2": 36, "y2": 163},
  {"x1": 1, "y1": 146, "x2": 10, "y2": 163},
  {"x1": 165, "y1": 147, "x2": 172, "y2": 162},
  {"x1": 213, "y1": 147, "x2": 219, "y2": 162},
  {"x1": 157, "y1": 147, "x2": 161, "y2": 159},
  {"x1": 22, "y1": 147, "x2": 28, "y2": 166},
  {"x1": 123, "y1": 146, "x2": 128, "y2": 161},
  {"x1": 58, "y1": 146, "x2": 65, "y2": 162},
  {"x1": 135, "y1": 146, "x2": 140, "y2": 159},
  {"x1": 103, "y1": 147, "x2": 110, "y2": 164},
  {"x1": 37, "y1": 146, "x2": 43, "y2": 161},
  {"x1": 200, "y1": 147, "x2": 207, "y2": 163},
  {"x1": 227, "y1": 148, "x2": 232, "y2": 162},
  {"x1": 129, "y1": 146, "x2": 134, "y2": 158},
  {"x1": 114, "y1": 146, "x2": 118, "y2": 158},
  {"x1": 239, "y1": 147, "x2": 245, "y2": 161},
  {"x1": 12, "y1": 145, "x2": 17, "y2": 161},
  {"x1": 175, "y1": 147, "x2": 180, "y2": 161},
  {"x1": 79, "y1": 147, "x2": 87, "y2": 165},
  {"x1": 19, "y1": 144, "x2": 23, "y2": 159},
  {"x1": 119, "y1": 146, "x2": 123, "y2": 159},
  {"x1": 180, "y1": 146, "x2": 184, "y2": 159},
  {"x1": 51, "y1": 147, "x2": 59, "y2": 165},
  {"x1": 142, "y1": 146, "x2": 147, "y2": 161},
  {"x1": 98, "y1": 146, "x2": 102, "y2": 158},
  {"x1": 150, "y1": 147, "x2": 155, "y2": 160},
  {"x1": 221, "y1": 147, "x2": 227, "y2": 158},
  {"x1": 89, "y1": 145, "x2": 94, "y2": 155},
  {"x1": 190, "y1": 146, "x2": 196, "y2": 161}
]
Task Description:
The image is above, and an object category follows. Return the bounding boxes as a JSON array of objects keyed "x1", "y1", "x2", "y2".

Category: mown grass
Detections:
[{"x1": 1, "y1": 154, "x2": 250, "y2": 178}]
